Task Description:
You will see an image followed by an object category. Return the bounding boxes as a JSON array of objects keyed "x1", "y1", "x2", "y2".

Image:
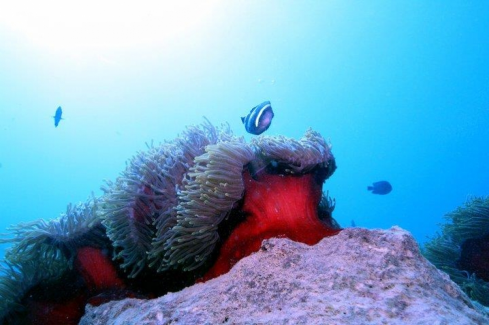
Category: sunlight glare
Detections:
[{"x1": 0, "y1": 0, "x2": 217, "y2": 54}]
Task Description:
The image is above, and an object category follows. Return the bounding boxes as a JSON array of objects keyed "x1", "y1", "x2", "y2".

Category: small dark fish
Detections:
[
  {"x1": 53, "y1": 106, "x2": 63, "y2": 127},
  {"x1": 351, "y1": 220, "x2": 356, "y2": 227},
  {"x1": 367, "y1": 181, "x2": 392, "y2": 195},
  {"x1": 241, "y1": 101, "x2": 274, "y2": 135}
]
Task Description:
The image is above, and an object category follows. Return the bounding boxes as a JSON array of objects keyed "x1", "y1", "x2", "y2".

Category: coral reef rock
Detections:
[{"x1": 80, "y1": 227, "x2": 489, "y2": 325}]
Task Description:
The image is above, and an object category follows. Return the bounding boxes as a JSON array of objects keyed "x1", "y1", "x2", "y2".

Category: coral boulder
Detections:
[{"x1": 80, "y1": 227, "x2": 489, "y2": 325}]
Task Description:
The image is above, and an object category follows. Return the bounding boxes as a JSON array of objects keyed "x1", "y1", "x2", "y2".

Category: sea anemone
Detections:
[
  {"x1": 151, "y1": 138, "x2": 255, "y2": 273},
  {"x1": 2, "y1": 196, "x2": 104, "y2": 266},
  {"x1": 201, "y1": 129, "x2": 339, "y2": 280},
  {"x1": 423, "y1": 196, "x2": 489, "y2": 306},
  {"x1": 99, "y1": 120, "x2": 245, "y2": 277},
  {"x1": 0, "y1": 120, "x2": 340, "y2": 324},
  {"x1": 0, "y1": 196, "x2": 108, "y2": 323}
]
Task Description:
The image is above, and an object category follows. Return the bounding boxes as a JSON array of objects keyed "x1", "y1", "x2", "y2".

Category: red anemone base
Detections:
[
  {"x1": 13, "y1": 169, "x2": 340, "y2": 324},
  {"x1": 202, "y1": 170, "x2": 340, "y2": 281}
]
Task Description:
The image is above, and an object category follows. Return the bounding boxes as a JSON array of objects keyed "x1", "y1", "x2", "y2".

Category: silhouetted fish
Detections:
[
  {"x1": 367, "y1": 181, "x2": 392, "y2": 195},
  {"x1": 241, "y1": 101, "x2": 274, "y2": 135},
  {"x1": 53, "y1": 106, "x2": 63, "y2": 127}
]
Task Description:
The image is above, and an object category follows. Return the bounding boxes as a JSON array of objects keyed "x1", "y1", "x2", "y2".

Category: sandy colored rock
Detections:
[{"x1": 80, "y1": 227, "x2": 489, "y2": 325}]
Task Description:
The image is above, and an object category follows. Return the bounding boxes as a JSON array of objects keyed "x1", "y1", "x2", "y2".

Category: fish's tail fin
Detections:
[
  {"x1": 241, "y1": 116, "x2": 245, "y2": 123},
  {"x1": 367, "y1": 186, "x2": 373, "y2": 191}
]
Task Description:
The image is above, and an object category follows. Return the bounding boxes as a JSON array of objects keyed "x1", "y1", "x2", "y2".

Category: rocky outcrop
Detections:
[{"x1": 80, "y1": 227, "x2": 489, "y2": 325}]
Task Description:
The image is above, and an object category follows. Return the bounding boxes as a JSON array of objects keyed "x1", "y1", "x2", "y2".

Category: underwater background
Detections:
[{"x1": 0, "y1": 1, "x2": 488, "y2": 260}]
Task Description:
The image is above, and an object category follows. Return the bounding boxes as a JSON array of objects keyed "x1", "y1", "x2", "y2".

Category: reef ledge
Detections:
[{"x1": 80, "y1": 227, "x2": 489, "y2": 325}]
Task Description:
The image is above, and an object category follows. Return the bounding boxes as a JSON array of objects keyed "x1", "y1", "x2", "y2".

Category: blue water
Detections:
[{"x1": 0, "y1": 1, "x2": 488, "y2": 260}]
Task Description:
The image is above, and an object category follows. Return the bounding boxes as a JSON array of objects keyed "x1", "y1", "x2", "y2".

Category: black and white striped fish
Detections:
[{"x1": 241, "y1": 101, "x2": 274, "y2": 135}]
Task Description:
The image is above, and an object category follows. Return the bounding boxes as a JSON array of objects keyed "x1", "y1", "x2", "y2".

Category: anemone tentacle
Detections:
[
  {"x1": 250, "y1": 128, "x2": 334, "y2": 174},
  {"x1": 0, "y1": 195, "x2": 108, "y2": 320},
  {"x1": 152, "y1": 138, "x2": 254, "y2": 272},
  {"x1": 423, "y1": 196, "x2": 489, "y2": 306},
  {"x1": 0, "y1": 256, "x2": 73, "y2": 322},
  {"x1": 0, "y1": 196, "x2": 101, "y2": 322},
  {"x1": 0, "y1": 262, "x2": 32, "y2": 321},
  {"x1": 101, "y1": 121, "x2": 233, "y2": 277},
  {"x1": 1, "y1": 195, "x2": 103, "y2": 267}
]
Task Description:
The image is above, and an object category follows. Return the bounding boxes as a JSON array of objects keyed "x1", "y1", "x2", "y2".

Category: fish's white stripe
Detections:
[{"x1": 255, "y1": 104, "x2": 271, "y2": 128}]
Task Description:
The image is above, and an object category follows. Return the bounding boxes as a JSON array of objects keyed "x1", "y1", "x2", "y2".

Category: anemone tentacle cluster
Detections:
[
  {"x1": 0, "y1": 120, "x2": 339, "y2": 324},
  {"x1": 0, "y1": 196, "x2": 104, "y2": 321},
  {"x1": 423, "y1": 196, "x2": 489, "y2": 306},
  {"x1": 158, "y1": 139, "x2": 255, "y2": 272},
  {"x1": 250, "y1": 128, "x2": 333, "y2": 174},
  {"x1": 100, "y1": 120, "x2": 254, "y2": 276}
]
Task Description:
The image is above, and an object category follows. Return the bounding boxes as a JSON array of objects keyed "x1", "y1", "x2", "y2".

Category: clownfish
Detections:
[{"x1": 241, "y1": 101, "x2": 274, "y2": 135}]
